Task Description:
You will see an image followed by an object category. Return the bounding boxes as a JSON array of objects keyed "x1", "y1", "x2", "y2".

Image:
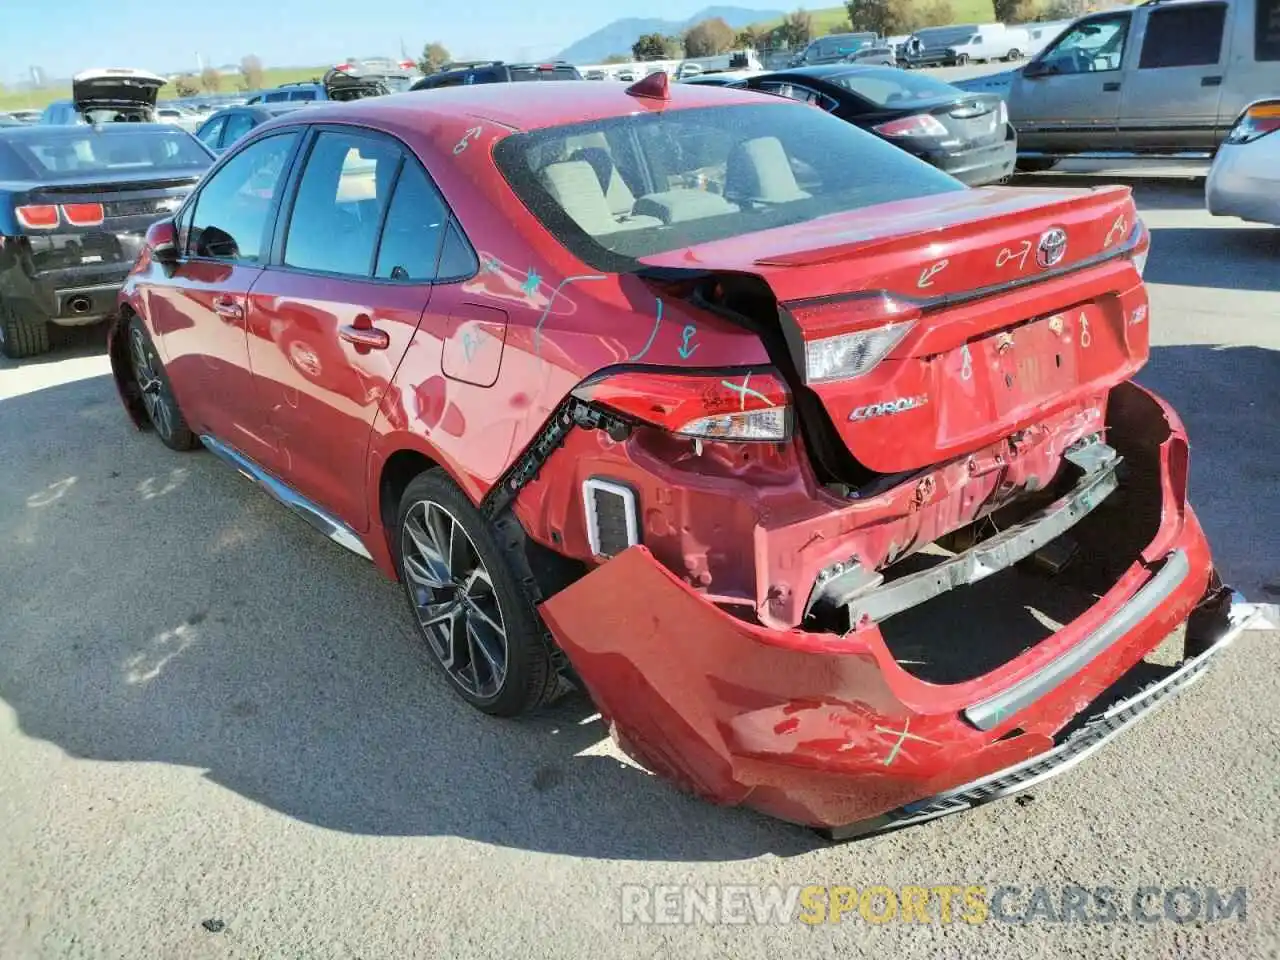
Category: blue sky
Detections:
[{"x1": 2, "y1": 0, "x2": 725, "y2": 83}]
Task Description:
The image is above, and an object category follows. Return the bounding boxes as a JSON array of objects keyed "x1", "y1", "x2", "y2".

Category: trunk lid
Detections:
[
  {"x1": 641, "y1": 184, "x2": 1148, "y2": 476},
  {"x1": 72, "y1": 68, "x2": 166, "y2": 111}
]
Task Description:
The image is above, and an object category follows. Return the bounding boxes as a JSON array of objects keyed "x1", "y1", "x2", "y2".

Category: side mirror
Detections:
[
  {"x1": 145, "y1": 218, "x2": 180, "y2": 265},
  {"x1": 1022, "y1": 60, "x2": 1048, "y2": 79}
]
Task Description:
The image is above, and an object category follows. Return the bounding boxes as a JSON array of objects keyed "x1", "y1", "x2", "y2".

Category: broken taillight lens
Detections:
[
  {"x1": 790, "y1": 293, "x2": 921, "y2": 384},
  {"x1": 573, "y1": 368, "x2": 792, "y2": 441}
]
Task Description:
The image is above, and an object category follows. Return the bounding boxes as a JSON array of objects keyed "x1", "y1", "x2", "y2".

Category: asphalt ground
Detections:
[{"x1": 1, "y1": 161, "x2": 1277, "y2": 957}]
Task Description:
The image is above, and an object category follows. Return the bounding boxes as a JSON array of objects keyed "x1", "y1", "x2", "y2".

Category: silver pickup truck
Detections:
[{"x1": 953, "y1": 0, "x2": 1280, "y2": 169}]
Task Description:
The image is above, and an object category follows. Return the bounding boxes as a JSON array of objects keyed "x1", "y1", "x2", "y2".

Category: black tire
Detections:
[
  {"x1": 394, "y1": 469, "x2": 555, "y2": 717},
  {"x1": 1016, "y1": 158, "x2": 1059, "y2": 173},
  {"x1": 126, "y1": 313, "x2": 199, "y2": 451},
  {"x1": 1005, "y1": 49, "x2": 1022, "y2": 61},
  {"x1": 955, "y1": 54, "x2": 969, "y2": 66},
  {"x1": 0, "y1": 299, "x2": 51, "y2": 360}
]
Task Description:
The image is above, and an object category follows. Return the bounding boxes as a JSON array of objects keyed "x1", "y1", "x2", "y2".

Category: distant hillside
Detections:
[
  {"x1": 746, "y1": 1, "x2": 995, "y2": 35},
  {"x1": 556, "y1": 6, "x2": 786, "y2": 63}
]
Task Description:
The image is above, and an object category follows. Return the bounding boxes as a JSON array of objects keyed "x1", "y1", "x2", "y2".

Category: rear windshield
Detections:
[
  {"x1": 494, "y1": 101, "x2": 963, "y2": 269},
  {"x1": 0, "y1": 128, "x2": 211, "y2": 178},
  {"x1": 827, "y1": 69, "x2": 961, "y2": 106}
]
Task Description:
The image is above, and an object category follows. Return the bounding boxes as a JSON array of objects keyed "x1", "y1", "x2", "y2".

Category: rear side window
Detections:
[
  {"x1": 289, "y1": 89, "x2": 319, "y2": 101},
  {"x1": 189, "y1": 132, "x2": 298, "y2": 261},
  {"x1": 1138, "y1": 4, "x2": 1227, "y2": 68},
  {"x1": 1258, "y1": 0, "x2": 1280, "y2": 60},
  {"x1": 374, "y1": 161, "x2": 449, "y2": 280},
  {"x1": 495, "y1": 101, "x2": 963, "y2": 269},
  {"x1": 509, "y1": 66, "x2": 580, "y2": 81},
  {"x1": 283, "y1": 131, "x2": 399, "y2": 276}
]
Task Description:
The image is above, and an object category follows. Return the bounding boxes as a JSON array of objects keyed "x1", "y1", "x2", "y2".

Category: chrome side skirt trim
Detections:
[{"x1": 200, "y1": 434, "x2": 373, "y2": 561}]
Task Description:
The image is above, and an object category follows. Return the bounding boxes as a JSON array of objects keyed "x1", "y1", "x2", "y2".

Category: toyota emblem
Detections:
[{"x1": 1037, "y1": 228, "x2": 1068, "y2": 268}]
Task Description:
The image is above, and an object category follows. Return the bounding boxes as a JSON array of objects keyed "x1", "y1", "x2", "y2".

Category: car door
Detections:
[
  {"x1": 195, "y1": 115, "x2": 226, "y2": 151},
  {"x1": 1118, "y1": 2, "x2": 1229, "y2": 152},
  {"x1": 220, "y1": 111, "x2": 257, "y2": 149},
  {"x1": 246, "y1": 127, "x2": 449, "y2": 530},
  {"x1": 1009, "y1": 11, "x2": 1133, "y2": 153},
  {"x1": 154, "y1": 130, "x2": 301, "y2": 465}
]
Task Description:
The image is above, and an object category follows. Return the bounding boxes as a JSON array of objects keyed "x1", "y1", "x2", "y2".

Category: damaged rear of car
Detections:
[{"x1": 491, "y1": 85, "x2": 1253, "y2": 836}]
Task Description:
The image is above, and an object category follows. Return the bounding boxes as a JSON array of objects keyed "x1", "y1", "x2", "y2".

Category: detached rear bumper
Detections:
[{"x1": 537, "y1": 384, "x2": 1239, "y2": 833}]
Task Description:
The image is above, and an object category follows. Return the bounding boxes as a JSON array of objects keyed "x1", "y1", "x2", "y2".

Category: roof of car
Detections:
[
  {"x1": 764, "y1": 64, "x2": 898, "y2": 81},
  {"x1": 282, "y1": 81, "x2": 776, "y2": 132},
  {"x1": 0, "y1": 122, "x2": 184, "y2": 142}
]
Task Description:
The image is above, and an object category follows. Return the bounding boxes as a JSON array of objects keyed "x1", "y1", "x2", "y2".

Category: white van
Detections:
[
  {"x1": 1024, "y1": 20, "x2": 1074, "y2": 57},
  {"x1": 948, "y1": 24, "x2": 1032, "y2": 63}
]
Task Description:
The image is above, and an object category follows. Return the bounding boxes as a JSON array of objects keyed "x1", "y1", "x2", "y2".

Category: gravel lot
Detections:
[{"x1": 1, "y1": 168, "x2": 1277, "y2": 959}]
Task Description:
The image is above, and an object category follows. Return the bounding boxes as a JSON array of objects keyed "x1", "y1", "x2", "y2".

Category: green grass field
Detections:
[
  {"x1": 0, "y1": 65, "x2": 330, "y2": 112},
  {"x1": 748, "y1": 0, "x2": 997, "y2": 35}
]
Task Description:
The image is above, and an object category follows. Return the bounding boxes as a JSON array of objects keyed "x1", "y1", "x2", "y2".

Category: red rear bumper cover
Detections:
[{"x1": 537, "y1": 385, "x2": 1218, "y2": 831}]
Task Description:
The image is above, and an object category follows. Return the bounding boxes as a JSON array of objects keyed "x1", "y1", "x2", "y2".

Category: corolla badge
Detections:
[
  {"x1": 1037, "y1": 228, "x2": 1068, "y2": 268},
  {"x1": 849, "y1": 395, "x2": 929, "y2": 421}
]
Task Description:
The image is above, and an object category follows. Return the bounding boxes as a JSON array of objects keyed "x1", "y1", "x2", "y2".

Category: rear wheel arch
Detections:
[
  {"x1": 108, "y1": 306, "x2": 148, "y2": 429},
  {"x1": 379, "y1": 447, "x2": 442, "y2": 554}
]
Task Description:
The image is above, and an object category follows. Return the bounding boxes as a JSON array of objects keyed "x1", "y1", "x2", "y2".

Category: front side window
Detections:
[
  {"x1": 283, "y1": 131, "x2": 400, "y2": 276},
  {"x1": 1040, "y1": 15, "x2": 1130, "y2": 74},
  {"x1": 189, "y1": 132, "x2": 298, "y2": 261},
  {"x1": 1259, "y1": 0, "x2": 1280, "y2": 60},
  {"x1": 289, "y1": 89, "x2": 319, "y2": 101},
  {"x1": 264, "y1": 92, "x2": 290, "y2": 103},
  {"x1": 495, "y1": 101, "x2": 963, "y2": 269},
  {"x1": 1138, "y1": 4, "x2": 1227, "y2": 68}
]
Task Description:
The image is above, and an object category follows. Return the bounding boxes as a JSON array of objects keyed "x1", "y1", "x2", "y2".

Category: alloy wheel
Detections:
[
  {"x1": 401, "y1": 500, "x2": 508, "y2": 700},
  {"x1": 129, "y1": 328, "x2": 176, "y2": 441}
]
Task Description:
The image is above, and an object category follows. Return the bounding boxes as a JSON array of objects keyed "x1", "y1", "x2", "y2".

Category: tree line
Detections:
[
  {"x1": 625, "y1": 0, "x2": 1098, "y2": 61},
  {"x1": 172, "y1": 55, "x2": 266, "y2": 97}
]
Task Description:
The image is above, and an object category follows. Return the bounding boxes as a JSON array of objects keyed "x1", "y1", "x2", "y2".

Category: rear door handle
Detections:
[
  {"x1": 1103, "y1": 81, "x2": 1121, "y2": 92},
  {"x1": 1201, "y1": 75, "x2": 1222, "y2": 86},
  {"x1": 339, "y1": 315, "x2": 390, "y2": 351},
  {"x1": 212, "y1": 297, "x2": 244, "y2": 323}
]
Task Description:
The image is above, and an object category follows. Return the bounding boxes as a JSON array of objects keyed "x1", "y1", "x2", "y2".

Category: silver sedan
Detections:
[{"x1": 1206, "y1": 99, "x2": 1280, "y2": 226}]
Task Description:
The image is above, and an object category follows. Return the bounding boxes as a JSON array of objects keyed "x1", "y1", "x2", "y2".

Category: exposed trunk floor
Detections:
[{"x1": 877, "y1": 551, "x2": 1103, "y2": 685}]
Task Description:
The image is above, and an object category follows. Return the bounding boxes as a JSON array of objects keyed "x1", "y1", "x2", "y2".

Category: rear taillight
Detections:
[
  {"x1": 61, "y1": 202, "x2": 104, "y2": 227},
  {"x1": 15, "y1": 204, "x2": 59, "y2": 229},
  {"x1": 1130, "y1": 217, "x2": 1150, "y2": 277},
  {"x1": 788, "y1": 294, "x2": 921, "y2": 384},
  {"x1": 873, "y1": 114, "x2": 948, "y2": 138},
  {"x1": 573, "y1": 368, "x2": 792, "y2": 441},
  {"x1": 1225, "y1": 100, "x2": 1280, "y2": 145}
]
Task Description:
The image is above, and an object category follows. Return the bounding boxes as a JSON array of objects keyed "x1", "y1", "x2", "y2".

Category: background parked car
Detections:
[
  {"x1": 1006, "y1": 0, "x2": 1280, "y2": 169},
  {"x1": 0, "y1": 122, "x2": 213, "y2": 357},
  {"x1": 844, "y1": 44, "x2": 898, "y2": 67},
  {"x1": 1206, "y1": 98, "x2": 1280, "y2": 225},
  {"x1": 195, "y1": 103, "x2": 303, "y2": 153},
  {"x1": 735, "y1": 65, "x2": 1015, "y2": 185},
  {"x1": 40, "y1": 68, "x2": 167, "y2": 125},
  {"x1": 411, "y1": 60, "x2": 581, "y2": 89},
  {"x1": 946, "y1": 24, "x2": 1030, "y2": 64},
  {"x1": 899, "y1": 24, "x2": 983, "y2": 68},
  {"x1": 790, "y1": 32, "x2": 880, "y2": 66},
  {"x1": 155, "y1": 104, "x2": 204, "y2": 133},
  {"x1": 3, "y1": 109, "x2": 42, "y2": 125},
  {"x1": 680, "y1": 69, "x2": 764, "y2": 86},
  {"x1": 247, "y1": 68, "x2": 391, "y2": 104}
]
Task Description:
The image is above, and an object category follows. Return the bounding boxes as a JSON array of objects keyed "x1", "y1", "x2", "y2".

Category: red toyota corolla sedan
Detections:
[{"x1": 110, "y1": 74, "x2": 1254, "y2": 838}]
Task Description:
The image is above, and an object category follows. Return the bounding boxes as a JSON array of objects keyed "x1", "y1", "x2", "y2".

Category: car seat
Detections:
[
  {"x1": 539, "y1": 160, "x2": 661, "y2": 235},
  {"x1": 723, "y1": 136, "x2": 811, "y2": 206}
]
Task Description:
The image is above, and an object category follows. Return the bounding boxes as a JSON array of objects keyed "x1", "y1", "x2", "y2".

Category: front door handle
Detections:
[
  {"x1": 1103, "y1": 81, "x2": 1121, "y2": 92},
  {"x1": 1201, "y1": 75, "x2": 1222, "y2": 87},
  {"x1": 212, "y1": 297, "x2": 244, "y2": 323},
  {"x1": 339, "y1": 315, "x2": 390, "y2": 351}
]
